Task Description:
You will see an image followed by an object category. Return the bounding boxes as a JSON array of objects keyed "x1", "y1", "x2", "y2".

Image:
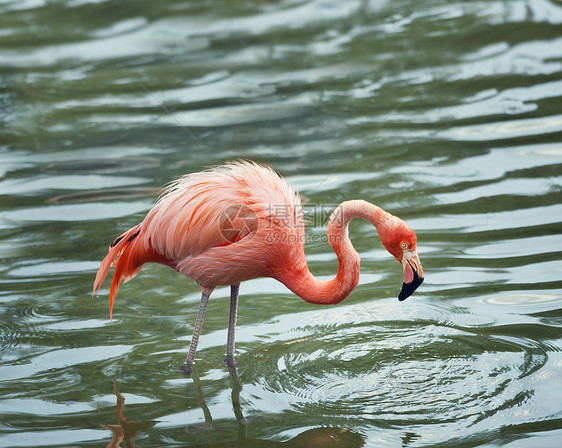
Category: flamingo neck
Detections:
[{"x1": 277, "y1": 200, "x2": 384, "y2": 305}]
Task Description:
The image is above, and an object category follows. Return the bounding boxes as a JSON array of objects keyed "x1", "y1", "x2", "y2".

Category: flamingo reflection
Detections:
[
  {"x1": 186, "y1": 365, "x2": 366, "y2": 447},
  {"x1": 102, "y1": 379, "x2": 156, "y2": 448},
  {"x1": 103, "y1": 367, "x2": 365, "y2": 447}
]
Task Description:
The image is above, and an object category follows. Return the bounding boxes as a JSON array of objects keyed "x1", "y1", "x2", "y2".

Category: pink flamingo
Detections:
[{"x1": 93, "y1": 161, "x2": 424, "y2": 372}]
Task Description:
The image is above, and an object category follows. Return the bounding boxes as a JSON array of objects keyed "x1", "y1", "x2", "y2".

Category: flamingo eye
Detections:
[{"x1": 400, "y1": 242, "x2": 408, "y2": 249}]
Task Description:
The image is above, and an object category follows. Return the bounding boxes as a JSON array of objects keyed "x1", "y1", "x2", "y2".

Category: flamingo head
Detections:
[{"x1": 377, "y1": 214, "x2": 424, "y2": 301}]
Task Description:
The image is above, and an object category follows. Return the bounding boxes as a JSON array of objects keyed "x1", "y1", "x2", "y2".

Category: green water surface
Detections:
[{"x1": 1, "y1": 0, "x2": 562, "y2": 447}]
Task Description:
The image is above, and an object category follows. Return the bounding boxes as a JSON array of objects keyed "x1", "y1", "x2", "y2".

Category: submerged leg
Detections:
[
  {"x1": 181, "y1": 292, "x2": 210, "y2": 374},
  {"x1": 186, "y1": 369, "x2": 213, "y2": 430},
  {"x1": 227, "y1": 363, "x2": 248, "y2": 431},
  {"x1": 224, "y1": 284, "x2": 240, "y2": 366}
]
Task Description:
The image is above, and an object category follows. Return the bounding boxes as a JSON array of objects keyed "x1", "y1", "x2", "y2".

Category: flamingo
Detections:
[{"x1": 93, "y1": 161, "x2": 424, "y2": 373}]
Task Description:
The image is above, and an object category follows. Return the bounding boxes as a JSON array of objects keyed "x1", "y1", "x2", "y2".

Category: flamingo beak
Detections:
[{"x1": 399, "y1": 252, "x2": 424, "y2": 301}]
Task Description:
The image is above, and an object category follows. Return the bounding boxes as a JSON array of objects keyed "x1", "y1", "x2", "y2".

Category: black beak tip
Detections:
[{"x1": 398, "y1": 276, "x2": 424, "y2": 301}]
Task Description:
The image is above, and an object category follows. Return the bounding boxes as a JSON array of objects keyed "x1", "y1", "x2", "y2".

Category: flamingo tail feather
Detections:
[{"x1": 93, "y1": 224, "x2": 145, "y2": 321}]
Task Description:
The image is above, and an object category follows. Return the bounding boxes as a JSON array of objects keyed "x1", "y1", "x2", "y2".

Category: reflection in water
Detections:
[
  {"x1": 185, "y1": 366, "x2": 366, "y2": 448},
  {"x1": 102, "y1": 380, "x2": 156, "y2": 448},
  {"x1": 103, "y1": 370, "x2": 365, "y2": 448}
]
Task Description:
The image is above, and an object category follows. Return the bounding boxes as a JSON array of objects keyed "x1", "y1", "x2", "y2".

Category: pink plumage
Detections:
[{"x1": 93, "y1": 161, "x2": 424, "y2": 372}]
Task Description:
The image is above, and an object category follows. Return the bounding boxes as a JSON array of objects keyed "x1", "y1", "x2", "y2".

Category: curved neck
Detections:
[{"x1": 277, "y1": 200, "x2": 384, "y2": 305}]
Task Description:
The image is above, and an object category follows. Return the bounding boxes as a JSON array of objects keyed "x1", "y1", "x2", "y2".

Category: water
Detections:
[{"x1": 1, "y1": 0, "x2": 561, "y2": 446}]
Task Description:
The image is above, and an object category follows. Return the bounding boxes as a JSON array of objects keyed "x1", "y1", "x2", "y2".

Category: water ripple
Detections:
[{"x1": 244, "y1": 314, "x2": 551, "y2": 441}]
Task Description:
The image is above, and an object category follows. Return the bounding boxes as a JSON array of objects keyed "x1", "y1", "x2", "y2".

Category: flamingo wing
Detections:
[{"x1": 143, "y1": 161, "x2": 300, "y2": 259}]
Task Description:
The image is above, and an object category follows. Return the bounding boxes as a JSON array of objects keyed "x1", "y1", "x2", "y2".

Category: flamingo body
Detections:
[{"x1": 94, "y1": 161, "x2": 424, "y2": 371}]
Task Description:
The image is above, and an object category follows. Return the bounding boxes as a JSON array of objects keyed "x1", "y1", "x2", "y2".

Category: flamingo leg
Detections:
[
  {"x1": 181, "y1": 292, "x2": 210, "y2": 374},
  {"x1": 225, "y1": 284, "x2": 240, "y2": 366}
]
